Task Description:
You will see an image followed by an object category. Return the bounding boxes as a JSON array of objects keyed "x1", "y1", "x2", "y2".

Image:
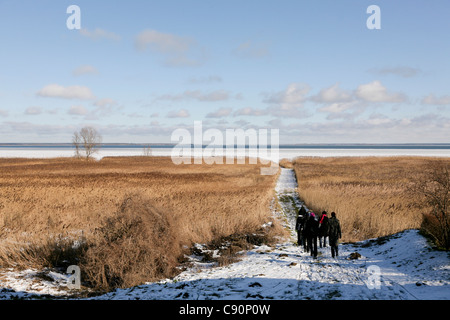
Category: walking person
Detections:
[
  {"x1": 305, "y1": 212, "x2": 319, "y2": 258},
  {"x1": 318, "y1": 211, "x2": 329, "y2": 248},
  {"x1": 328, "y1": 212, "x2": 342, "y2": 258},
  {"x1": 295, "y1": 206, "x2": 307, "y2": 248}
]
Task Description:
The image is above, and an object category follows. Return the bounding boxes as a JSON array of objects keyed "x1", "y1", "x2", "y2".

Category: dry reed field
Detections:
[
  {"x1": 0, "y1": 156, "x2": 283, "y2": 292},
  {"x1": 292, "y1": 156, "x2": 450, "y2": 243}
]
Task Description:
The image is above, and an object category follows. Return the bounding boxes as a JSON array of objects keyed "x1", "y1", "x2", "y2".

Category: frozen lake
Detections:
[{"x1": 1, "y1": 146, "x2": 450, "y2": 162}]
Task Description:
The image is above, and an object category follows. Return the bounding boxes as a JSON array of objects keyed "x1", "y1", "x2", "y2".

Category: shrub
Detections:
[
  {"x1": 80, "y1": 194, "x2": 181, "y2": 291},
  {"x1": 415, "y1": 163, "x2": 450, "y2": 250}
]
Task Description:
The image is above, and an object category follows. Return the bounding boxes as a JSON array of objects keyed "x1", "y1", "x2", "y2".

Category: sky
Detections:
[{"x1": 0, "y1": 0, "x2": 449, "y2": 144}]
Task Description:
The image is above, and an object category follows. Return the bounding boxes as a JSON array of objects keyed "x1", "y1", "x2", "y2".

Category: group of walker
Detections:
[{"x1": 295, "y1": 206, "x2": 342, "y2": 259}]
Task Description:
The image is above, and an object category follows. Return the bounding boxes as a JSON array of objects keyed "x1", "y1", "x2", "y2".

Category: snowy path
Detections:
[{"x1": 0, "y1": 168, "x2": 448, "y2": 300}]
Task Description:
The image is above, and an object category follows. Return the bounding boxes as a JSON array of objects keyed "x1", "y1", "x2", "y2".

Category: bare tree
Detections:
[
  {"x1": 72, "y1": 127, "x2": 102, "y2": 160},
  {"x1": 72, "y1": 131, "x2": 81, "y2": 158},
  {"x1": 142, "y1": 144, "x2": 152, "y2": 156}
]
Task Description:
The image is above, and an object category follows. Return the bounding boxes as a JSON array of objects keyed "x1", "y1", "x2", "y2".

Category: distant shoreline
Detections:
[{"x1": 1, "y1": 143, "x2": 450, "y2": 150}]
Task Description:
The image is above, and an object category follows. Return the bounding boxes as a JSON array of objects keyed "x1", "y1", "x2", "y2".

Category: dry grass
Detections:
[
  {"x1": 279, "y1": 158, "x2": 294, "y2": 169},
  {"x1": 292, "y1": 156, "x2": 450, "y2": 243},
  {"x1": 0, "y1": 156, "x2": 283, "y2": 291}
]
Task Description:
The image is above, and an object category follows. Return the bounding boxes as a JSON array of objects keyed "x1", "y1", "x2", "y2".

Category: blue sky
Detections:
[{"x1": 0, "y1": 0, "x2": 449, "y2": 143}]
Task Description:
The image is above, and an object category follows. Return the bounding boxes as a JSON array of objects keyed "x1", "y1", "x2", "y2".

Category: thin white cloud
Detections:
[
  {"x1": 318, "y1": 100, "x2": 367, "y2": 120},
  {"x1": 191, "y1": 90, "x2": 229, "y2": 102},
  {"x1": 369, "y1": 66, "x2": 421, "y2": 78},
  {"x1": 156, "y1": 90, "x2": 230, "y2": 102},
  {"x1": 68, "y1": 105, "x2": 88, "y2": 116},
  {"x1": 1, "y1": 122, "x2": 76, "y2": 136},
  {"x1": 319, "y1": 102, "x2": 353, "y2": 114},
  {"x1": 365, "y1": 113, "x2": 394, "y2": 126},
  {"x1": 79, "y1": 28, "x2": 121, "y2": 41},
  {"x1": 37, "y1": 84, "x2": 95, "y2": 100},
  {"x1": 234, "y1": 107, "x2": 268, "y2": 117},
  {"x1": 262, "y1": 83, "x2": 311, "y2": 118},
  {"x1": 67, "y1": 101, "x2": 120, "y2": 120},
  {"x1": 421, "y1": 94, "x2": 450, "y2": 105},
  {"x1": 263, "y1": 83, "x2": 310, "y2": 107},
  {"x1": 233, "y1": 40, "x2": 270, "y2": 59},
  {"x1": 94, "y1": 98, "x2": 117, "y2": 108},
  {"x1": 355, "y1": 80, "x2": 406, "y2": 103},
  {"x1": 86, "y1": 101, "x2": 121, "y2": 120},
  {"x1": 135, "y1": 29, "x2": 190, "y2": 52},
  {"x1": 187, "y1": 75, "x2": 223, "y2": 84},
  {"x1": 73, "y1": 65, "x2": 99, "y2": 76},
  {"x1": 167, "y1": 109, "x2": 190, "y2": 118},
  {"x1": 25, "y1": 106, "x2": 43, "y2": 115},
  {"x1": 311, "y1": 83, "x2": 353, "y2": 103},
  {"x1": 206, "y1": 107, "x2": 232, "y2": 118},
  {"x1": 135, "y1": 29, "x2": 205, "y2": 67}
]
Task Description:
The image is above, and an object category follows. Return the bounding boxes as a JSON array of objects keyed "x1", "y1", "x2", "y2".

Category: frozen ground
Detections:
[{"x1": 0, "y1": 168, "x2": 448, "y2": 300}]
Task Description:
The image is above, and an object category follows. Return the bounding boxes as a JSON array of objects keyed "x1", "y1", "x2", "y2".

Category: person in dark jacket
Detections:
[
  {"x1": 301, "y1": 211, "x2": 310, "y2": 252},
  {"x1": 295, "y1": 206, "x2": 307, "y2": 248},
  {"x1": 305, "y1": 212, "x2": 319, "y2": 258},
  {"x1": 328, "y1": 212, "x2": 342, "y2": 258},
  {"x1": 302, "y1": 211, "x2": 311, "y2": 253},
  {"x1": 318, "y1": 211, "x2": 329, "y2": 248}
]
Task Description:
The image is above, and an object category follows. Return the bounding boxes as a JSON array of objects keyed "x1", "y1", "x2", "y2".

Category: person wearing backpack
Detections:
[
  {"x1": 328, "y1": 212, "x2": 342, "y2": 258},
  {"x1": 318, "y1": 211, "x2": 329, "y2": 248}
]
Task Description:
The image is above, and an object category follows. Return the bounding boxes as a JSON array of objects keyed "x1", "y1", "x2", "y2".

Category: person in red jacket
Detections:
[{"x1": 318, "y1": 211, "x2": 329, "y2": 248}]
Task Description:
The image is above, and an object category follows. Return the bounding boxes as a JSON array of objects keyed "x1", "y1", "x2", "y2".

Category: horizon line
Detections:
[{"x1": 1, "y1": 142, "x2": 450, "y2": 147}]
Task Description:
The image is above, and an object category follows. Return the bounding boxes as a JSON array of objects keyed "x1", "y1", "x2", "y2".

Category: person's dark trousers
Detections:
[
  {"x1": 311, "y1": 236, "x2": 318, "y2": 258},
  {"x1": 302, "y1": 231, "x2": 308, "y2": 251},
  {"x1": 306, "y1": 236, "x2": 312, "y2": 253},
  {"x1": 330, "y1": 239, "x2": 339, "y2": 258},
  {"x1": 331, "y1": 245, "x2": 338, "y2": 258},
  {"x1": 297, "y1": 232, "x2": 303, "y2": 247}
]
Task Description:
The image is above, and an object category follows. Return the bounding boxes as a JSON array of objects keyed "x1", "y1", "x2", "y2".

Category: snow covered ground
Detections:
[{"x1": 0, "y1": 168, "x2": 448, "y2": 300}]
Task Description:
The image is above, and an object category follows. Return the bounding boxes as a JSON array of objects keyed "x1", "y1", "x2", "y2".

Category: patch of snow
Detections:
[{"x1": 0, "y1": 268, "x2": 75, "y2": 299}]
